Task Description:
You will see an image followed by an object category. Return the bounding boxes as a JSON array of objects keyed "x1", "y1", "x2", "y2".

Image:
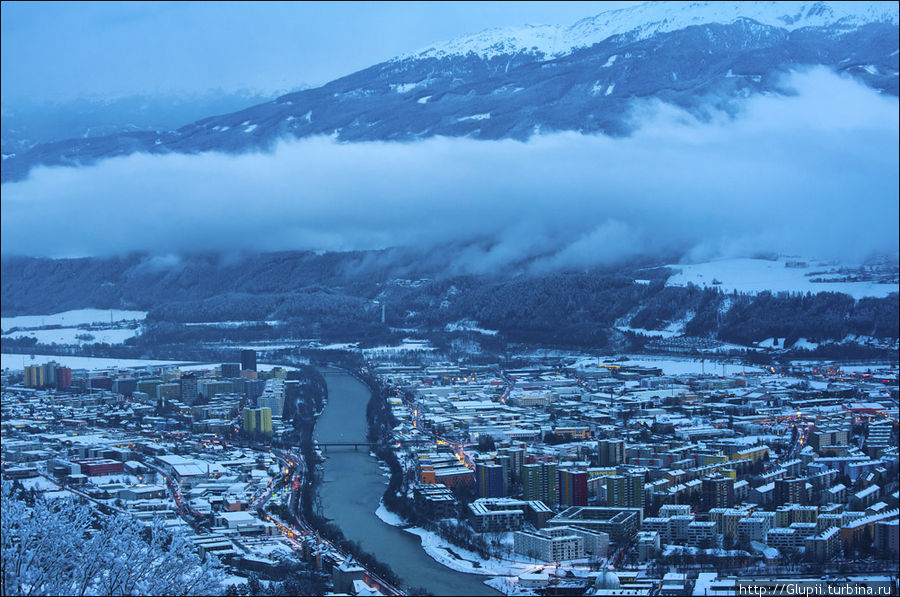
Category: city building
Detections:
[
  {"x1": 240, "y1": 349, "x2": 257, "y2": 373},
  {"x1": 558, "y1": 469, "x2": 588, "y2": 507},
  {"x1": 242, "y1": 407, "x2": 272, "y2": 436},
  {"x1": 522, "y1": 462, "x2": 557, "y2": 504},
  {"x1": 514, "y1": 527, "x2": 584, "y2": 562},
  {"x1": 476, "y1": 462, "x2": 506, "y2": 498}
]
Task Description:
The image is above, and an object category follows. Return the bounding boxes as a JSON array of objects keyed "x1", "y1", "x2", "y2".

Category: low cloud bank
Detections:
[{"x1": 2, "y1": 68, "x2": 897, "y2": 272}]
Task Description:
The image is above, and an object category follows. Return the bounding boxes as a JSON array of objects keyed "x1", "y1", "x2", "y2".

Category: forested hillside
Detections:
[{"x1": 3, "y1": 252, "x2": 897, "y2": 358}]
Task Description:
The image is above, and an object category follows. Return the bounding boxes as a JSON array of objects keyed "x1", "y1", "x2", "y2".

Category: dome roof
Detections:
[{"x1": 594, "y1": 570, "x2": 620, "y2": 590}]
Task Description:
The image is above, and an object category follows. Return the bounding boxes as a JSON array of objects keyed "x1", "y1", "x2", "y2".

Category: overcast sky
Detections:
[{"x1": 1, "y1": 1, "x2": 640, "y2": 101}]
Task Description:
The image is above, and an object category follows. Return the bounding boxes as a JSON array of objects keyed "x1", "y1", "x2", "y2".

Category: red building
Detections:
[
  {"x1": 56, "y1": 367, "x2": 72, "y2": 390},
  {"x1": 73, "y1": 458, "x2": 124, "y2": 476},
  {"x1": 558, "y1": 469, "x2": 588, "y2": 506}
]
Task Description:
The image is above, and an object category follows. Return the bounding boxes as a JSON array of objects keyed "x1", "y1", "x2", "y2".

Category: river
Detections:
[{"x1": 314, "y1": 368, "x2": 499, "y2": 596}]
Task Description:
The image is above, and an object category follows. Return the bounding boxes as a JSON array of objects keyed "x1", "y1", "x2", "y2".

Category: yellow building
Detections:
[
  {"x1": 242, "y1": 406, "x2": 273, "y2": 436},
  {"x1": 732, "y1": 445, "x2": 769, "y2": 463},
  {"x1": 702, "y1": 454, "x2": 730, "y2": 466}
]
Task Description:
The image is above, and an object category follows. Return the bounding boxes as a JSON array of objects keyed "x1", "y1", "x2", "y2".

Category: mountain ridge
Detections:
[
  {"x1": 1, "y1": 0, "x2": 897, "y2": 183},
  {"x1": 401, "y1": 0, "x2": 899, "y2": 60}
]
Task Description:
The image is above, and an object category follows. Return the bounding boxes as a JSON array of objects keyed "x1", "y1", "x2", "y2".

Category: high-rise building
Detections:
[
  {"x1": 42, "y1": 362, "x2": 57, "y2": 388},
  {"x1": 243, "y1": 378, "x2": 266, "y2": 404},
  {"x1": 476, "y1": 463, "x2": 506, "y2": 498},
  {"x1": 558, "y1": 469, "x2": 588, "y2": 507},
  {"x1": 242, "y1": 406, "x2": 272, "y2": 436},
  {"x1": 56, "y1": 367, "x2": 72, "y2": 390},
  {"x1": 199, "y1": 380, "x2": 234, "y2": 400},
  {"x1": 258, "y1": 378, "x2": 285, "y2": 417},
  {"x1": 113, "y1": 377, "x2": 138, "y2": 396},
  {"x1": 809, "y1": 428, "x2": 849, "y2": 452},
  {"x1": 702, "y1": 475, "x2": 735, "y2": 510},
  {"x1": 498, "y1": 446, "x2": 525, "y2": 486},
  {"x1": 523, "y1": 462, "x2": 557, "y2": 504},
  {"x1": 874, "y1": 520, "x2": 899, "y2": 561},
  {"x1": 866, "y1": 421, "x2": 893, "y2": 456},
  {"x1": 157, "y1": 383, "x2": 181, "y2": 402},
  {"x1": 24, "y1": 362, "x2": 58, "y2": 388},
  {"x1": 179, "y1": 373, "x2": 199, "y2": 405},
  {"x1": 598, "y1": 439, "x2": 625, "y2": 467},
  {"x1": 242, "y1": 406, "x2": 257, "y2": 435},
  {"x1": 221, "y1": 362, "x2": 242, "y2": 378},
  {"x1": 240, "y1": 349, "x2": 257, "y2": 373},
  {"x1": 773, "y1": 477, "x2": 808, "y2": 506},
  {"x1": 24, "y1": 365, "x2": 43, "y2": 388},
  {"x1": 606, "y1": 472, "x2": 644, "y2": 510}
]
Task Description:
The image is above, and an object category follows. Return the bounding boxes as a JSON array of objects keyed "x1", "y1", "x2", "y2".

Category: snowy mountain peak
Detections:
[{"x1": 402, "y1": 0, "x2": 899, "y2": 60}]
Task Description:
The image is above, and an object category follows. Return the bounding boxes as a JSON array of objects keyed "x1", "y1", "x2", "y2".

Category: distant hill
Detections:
[{"x1": 2, "y1": 251, "x2": 897, "y2": 356}]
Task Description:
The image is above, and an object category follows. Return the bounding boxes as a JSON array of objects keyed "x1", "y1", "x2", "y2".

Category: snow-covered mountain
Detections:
[
  {"x1": 407, "y1": 1, "x2": 898, "y2": 59},
  {"x1": 2, "y1": 0, "x2": 897, "y2": 182}
]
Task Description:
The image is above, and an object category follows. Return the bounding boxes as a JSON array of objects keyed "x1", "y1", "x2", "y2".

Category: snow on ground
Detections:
[
  {"x1": 184, "y1": 320, "x2": 282, "y2": 328},
  {"x1": 390, "y1": 82, "x2": 421, "y2": 93},
  {"x1": 485, "y1": 576, "x2": 525, "y2": 595},
  {"x1": 376, "y1": 502, "x2": 545, "y2": 577},
  {"x1": 406, "y1": 1, "x2": 898, "y2": 61},
  {"x1": 574, "y1": 354, "x2": 764, "y2": 376},
  {"x1": 457, "y1": 113, "x2": 491, "y2": 121},
  {"x1": 362, "y1": 341, "x2": 436, "y2": 357},
  {"x1": 839, "y1": 364, "x2": 898, "y2": 373},
  {"x1": 699, "y1": 341, "x2": 755, "y2": 354},
  {"x1": 204, "y1": 343, "x2": 303, "y2": 350},
  {"x1": 21, "y1": 477, "x2": 61, "y2": 491},
  {"x1": 170, "y1": 362, "x2": 299, "y2": 373},
  {"x1": 404, "y1": 526, "x2": 544, "y2": 577},
  {"x1": 615, "y1": 311, "x2": 692, "y2": 338},
  {"x1": 1, "y1": 309, "x2": 147, "y2": 330},
  {"x1": 3, "y1": 327, "x2": 141, "y2": 346},
  {"x1": 445, "y1": 320, "x2": 499, "y2": 336},
  {"x1": 375, "y1": 501, "x2": 408, "y2": 527},
  {"x1": 1, "y1": 353, "x2": 194, "y2": 371},
  {"x1": 0, "y1": 354, "x2": 298, "y2": 374},
  {"x1": 616, "y1": 325, "x2": 680, "y2": 338},
  {"x1": 665, "y1": 258, "x2": 898, "y2": 299},
  {"x1": 312, "y1": 342, "x2": 361, "y2": 350},
  {"x1": 2, "y1": 309, "x2": 148, "y2": 346}
]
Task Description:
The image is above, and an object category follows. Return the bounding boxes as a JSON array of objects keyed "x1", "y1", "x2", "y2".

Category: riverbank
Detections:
[
  {"x1": 375, "y1": 502, "x2": 545, "y2": 578},
  {"x1": 315, "y1": 368, "x2": 500, "y2": 596}
]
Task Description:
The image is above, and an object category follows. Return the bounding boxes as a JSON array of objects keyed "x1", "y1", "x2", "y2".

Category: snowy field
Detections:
[
  {"x1": 665, "y1": 258, "x2": 898, "y2": 299},
  {"x1": 179, "y1": 362, "x2": 300, "y2": 373},
  {"x1": 2, "y1": 308, "x2": 148, "y2": 346},
  {"x1": 1, "y1": 353, "x2": 298, "y2": 373},
  {"x1": 1, "y1": 353, "x2": 191, "y2": 371},
  {"x1": 575, "y1": 354, "x2": 764, "y2": 376},
  {"x1": 362, "y1": 341, "x2": 436, "y2": 357},
  {"x1": 3, "y1": 327, "x2": 141, "y2": 346},
  {"x1": 205, "y1": 343, "x2": 303, "y2": 351},
  {"x1": 1, "y1": 309, "x2": 147, "y2": 330}
]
